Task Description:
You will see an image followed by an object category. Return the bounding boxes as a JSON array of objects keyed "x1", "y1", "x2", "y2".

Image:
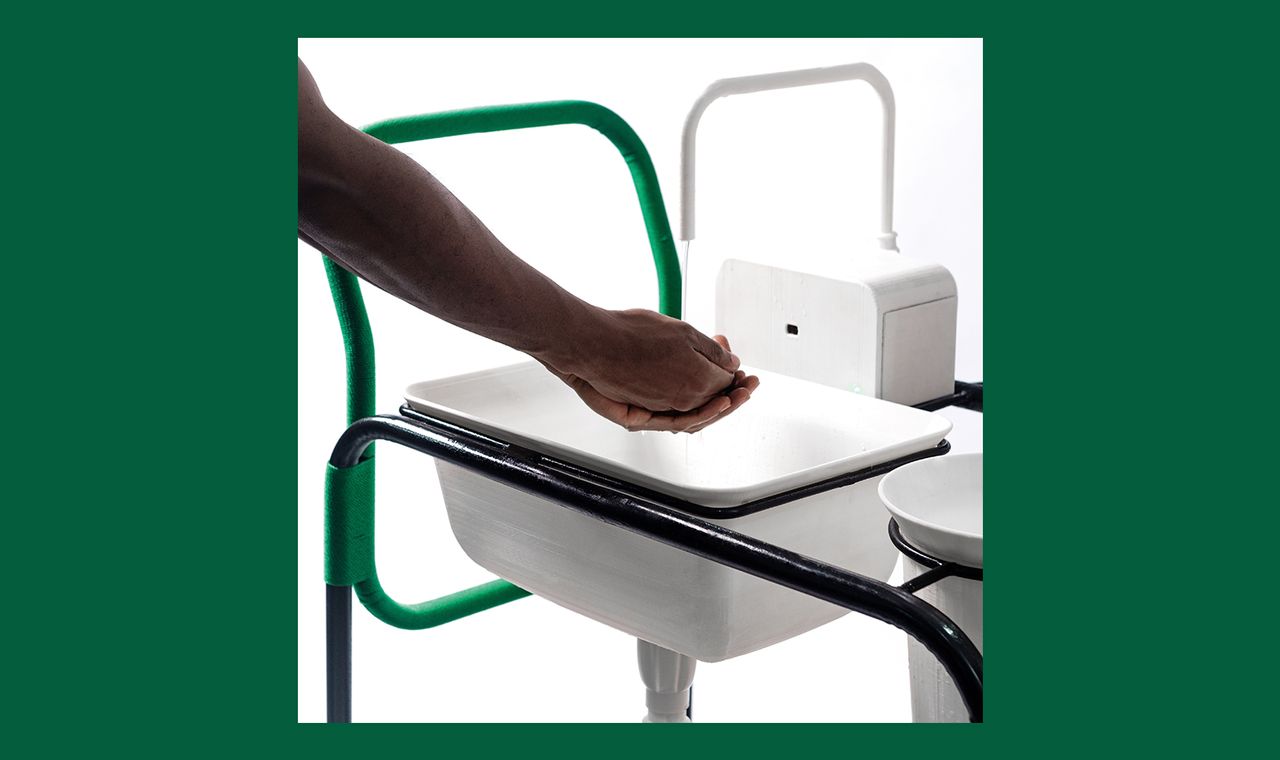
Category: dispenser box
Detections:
[{"x1": 714, "y1": 251, "x2": 957, "y2": 406}]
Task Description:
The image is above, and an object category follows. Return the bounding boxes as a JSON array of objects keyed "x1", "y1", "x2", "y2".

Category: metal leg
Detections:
[{"x1": 327, "y1": 584, "x2": 352, "y2": 723}]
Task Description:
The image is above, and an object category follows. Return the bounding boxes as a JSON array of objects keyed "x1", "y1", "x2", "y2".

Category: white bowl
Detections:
[{"x1": 879, "y1": 453, "x2": 983, "y2": 568}]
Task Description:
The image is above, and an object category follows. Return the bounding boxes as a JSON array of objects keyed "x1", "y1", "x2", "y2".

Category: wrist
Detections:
[{"x1": 531, "y1": 302, "x2": 613, "y2": 378}]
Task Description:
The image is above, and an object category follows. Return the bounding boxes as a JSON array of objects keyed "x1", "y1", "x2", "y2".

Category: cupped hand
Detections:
[
  {"x1": 561, "y1": 309, "x2": 742, "y2": 412},
  {"x1": 543, "y1": 329, "x2": 760, "y2": 433}
]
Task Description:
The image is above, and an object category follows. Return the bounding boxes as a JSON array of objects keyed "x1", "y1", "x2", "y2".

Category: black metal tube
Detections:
[
  {"x1": 326, "y1": 584, "x2": 352, "y2": 723},
  {"x1": 330, "y1": 415, "x2": 982, "y2": 721},
  {"x1": 914, "y1": 381, "x2": 983, "y2": 413},
  {"x1": 397, "y1": 404, "x2": 950, "y2": 520},
  {"x1": 889, "y1": 519, "x2": 984, "y2": 589},
  {"x1": 899, "y1": 565, "x2": 961, "y2": 594}
]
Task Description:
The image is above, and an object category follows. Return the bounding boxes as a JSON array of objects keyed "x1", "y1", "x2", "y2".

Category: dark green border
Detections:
[{"x1": 8, "y1": 0, "x2": 1266, "y2": 750}]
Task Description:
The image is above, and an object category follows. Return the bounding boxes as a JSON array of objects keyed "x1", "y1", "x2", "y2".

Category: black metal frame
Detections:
[
  {"x1": 326, "y1": 584, "x2": 352, "y2": 723},
  {"x1": 325, "y1": 383, "x2": 984, "y2": 723},
  {"x1": 913, "y1": 381, "x2": 983, "y2": 413},
  {"x1": 890, "y1": 519, "x2": 984, "y2": 593},
  {"x1": 396, "y1": 405, "x2": 952, "y2": 520}
]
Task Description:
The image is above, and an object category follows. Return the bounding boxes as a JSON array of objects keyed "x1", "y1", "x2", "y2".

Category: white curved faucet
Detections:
[{"x1": 680, "y1": 62, "x2": 899, "y2": 251}]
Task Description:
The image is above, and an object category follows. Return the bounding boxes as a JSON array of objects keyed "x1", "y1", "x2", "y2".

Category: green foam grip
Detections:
[
  {"x1": 355, "y1": 576, "x2": 532, "y2": 631},
  {"x1": 324, "y1": 459, "x2": 375, "y2": 586}
]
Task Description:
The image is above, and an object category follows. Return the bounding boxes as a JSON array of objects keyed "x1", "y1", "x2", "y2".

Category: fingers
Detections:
[
  {"x1": 551, "y1": 325, "x2": 759, "y2": 433},
  {"x1": 629, "y1": 394, "x2": 731, "y2": 433},
  {"x1": 685, "y1": 372, "x2": 760, "y2": 433},
  {"x1": 557, "y1": 366, "x2": 737, "y2": 435},
  {"x1": 552, "y1": 359, "x2": 729, "y2": 434},
  {"x1": 577, "y1": 373, "x2": 760, "y2": 434},
  {"x1": 690, "y1": 328, "x2": 740, "y2": 375},
  {"x1": 631, "y1": 371, "x2": 761, "y2": 434},
  {"x1": 669, "y1": 330, "x2": 737, "y2": 411}
]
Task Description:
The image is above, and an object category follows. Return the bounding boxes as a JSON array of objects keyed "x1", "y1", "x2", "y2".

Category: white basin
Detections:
[
  {"x1": 878, "y1": 453, "x2": 983, "y2": 568},
  {"x1": 406, "y1": 361, "x2": 951, "y2": 661}
]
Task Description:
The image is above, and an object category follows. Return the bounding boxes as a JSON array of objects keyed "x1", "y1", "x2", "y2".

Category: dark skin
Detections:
[{"x1": 299, "y1": 59, "x2": 758, "y2": 432}]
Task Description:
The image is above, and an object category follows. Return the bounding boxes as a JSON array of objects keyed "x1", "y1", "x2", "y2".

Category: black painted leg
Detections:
[{"x1": 327, "y1": 583, "x2": 352, "y2": 723}]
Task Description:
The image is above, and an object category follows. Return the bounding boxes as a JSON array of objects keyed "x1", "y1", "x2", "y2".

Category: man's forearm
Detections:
[{"x1": 297, "y1": 65, "x2": 602, "y2": 373}]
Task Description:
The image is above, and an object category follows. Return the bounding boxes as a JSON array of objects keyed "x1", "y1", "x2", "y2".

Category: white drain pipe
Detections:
[{"x1": 638, "y1": 640, "x2": 696, "y2": 723}]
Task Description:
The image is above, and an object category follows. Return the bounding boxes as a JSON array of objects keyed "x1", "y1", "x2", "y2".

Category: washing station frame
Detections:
[{"x1": 318, "y1": 97, "x2": 984, "y2": 724}]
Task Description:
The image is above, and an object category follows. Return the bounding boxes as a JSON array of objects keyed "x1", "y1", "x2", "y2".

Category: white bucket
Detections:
[{"x1": 879, "y1": 452, "x2": 983, "y2": 723}]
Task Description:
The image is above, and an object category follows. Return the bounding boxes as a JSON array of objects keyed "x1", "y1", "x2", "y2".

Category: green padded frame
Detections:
[{"x1": 323, "y1": 100, "x2": 682, "y2": 630}]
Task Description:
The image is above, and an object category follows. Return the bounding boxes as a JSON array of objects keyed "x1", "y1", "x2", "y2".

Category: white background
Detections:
[{"x1": 298, "y1": 38, "x2": 982, "y2": 722}]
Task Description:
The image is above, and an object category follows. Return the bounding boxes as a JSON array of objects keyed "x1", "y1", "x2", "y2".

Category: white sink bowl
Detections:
[
  {"x1": 406, "y1": 361, "x2": 951, "y2": 661},
  {"x1": 878, "y1": 453, "x2": 983, "y2": 568}
]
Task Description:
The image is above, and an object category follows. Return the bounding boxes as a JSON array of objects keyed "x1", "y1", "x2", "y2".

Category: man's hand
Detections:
[{"x1": 541, "y1": 326, "x2": 761, "y2": 433}]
